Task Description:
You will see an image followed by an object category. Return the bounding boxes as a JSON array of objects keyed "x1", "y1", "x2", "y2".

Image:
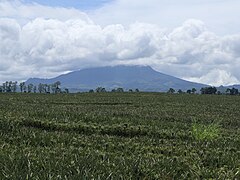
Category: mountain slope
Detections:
[{"x1": 26, "y1": 65, "x2": 208, "y2": 92}]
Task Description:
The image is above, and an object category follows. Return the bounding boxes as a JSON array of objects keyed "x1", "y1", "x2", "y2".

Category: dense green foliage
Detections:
[{"x1": 0, "y1": 93, "x2": 240, "y2": 179}]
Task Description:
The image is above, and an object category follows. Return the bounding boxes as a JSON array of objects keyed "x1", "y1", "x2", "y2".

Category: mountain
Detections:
[
  {"x1": 26, "y1": 65, "x2": 208, "y2": 92},
  {"x1": 217, "y1": 84, "x2": 240, "y2": 93},
  {"x1": 226, "y1": 84, "x2": 240, "y2": 89}
]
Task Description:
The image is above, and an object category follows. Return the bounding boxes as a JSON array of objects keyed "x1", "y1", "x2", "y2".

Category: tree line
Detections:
[
  {"x1": 168, "y1": 87, "x2": 240, "y2": 95},
  {"x1": 89, "y1": 87, "x2": 140, "y2": 93},
  {"x1": 0, "y1": 81, "x2": 69, "y2": 94},
  {"x1": 1, "y1": 81, "x2": 239, "y2": 95}
]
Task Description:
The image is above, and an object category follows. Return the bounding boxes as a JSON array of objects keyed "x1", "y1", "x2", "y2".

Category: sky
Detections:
[
  {"x1": 0, "y1": 0, "x2": 240, "y2": 86},
  {"x1": 23, "y1": 0, "x2": 112, "y2": 9}
]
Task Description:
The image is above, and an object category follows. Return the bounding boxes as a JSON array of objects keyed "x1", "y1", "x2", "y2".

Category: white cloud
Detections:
[
  {"x1": 186, "y1": 69, "x2": 240, "y2": 86},
  {"x1": 90, "y1": 0, "x2": 240, "y2": 35},
  {"x1": 0, "y1": 0, "x2": 240, "y2": 86}
]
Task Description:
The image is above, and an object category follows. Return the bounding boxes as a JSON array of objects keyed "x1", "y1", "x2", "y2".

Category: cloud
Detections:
[
  {"x1": 185, "y1": 69, "x2": 240, "y2": 86},
  {"x1": 90, "y1": 0, "x2": 240, "y2": 35},
  {"x1": 0, "y1": 0, "x2": 240, "y2": 86}
]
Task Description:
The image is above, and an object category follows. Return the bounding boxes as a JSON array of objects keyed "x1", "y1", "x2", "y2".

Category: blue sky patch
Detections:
[{"x1": 23, "y1": 0, "x2": 113, "y2": 9}]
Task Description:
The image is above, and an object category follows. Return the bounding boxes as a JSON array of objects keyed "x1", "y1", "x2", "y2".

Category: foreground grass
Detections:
[{"x1": 0, "y1": 93, "x2": 240, "y2": 179}]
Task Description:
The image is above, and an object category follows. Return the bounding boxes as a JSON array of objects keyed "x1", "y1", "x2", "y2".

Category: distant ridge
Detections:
[{"x1": 26, "y1": 65, "x2": 208, "y2": 92}]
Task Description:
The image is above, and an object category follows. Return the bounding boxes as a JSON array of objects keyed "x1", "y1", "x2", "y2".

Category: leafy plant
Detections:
[{"x1": 192, "y1": 123, "x2": 220, "y2": 140}]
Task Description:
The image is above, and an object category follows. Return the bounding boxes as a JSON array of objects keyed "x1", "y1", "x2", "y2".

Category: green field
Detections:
[{"x1": 0, "y1": 93, "x2": 240, "y2": 179}]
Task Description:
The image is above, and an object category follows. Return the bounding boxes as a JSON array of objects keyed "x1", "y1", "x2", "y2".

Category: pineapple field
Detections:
[{"x1": 0, "y1": 93, "x2": 240, "y2": 179}]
